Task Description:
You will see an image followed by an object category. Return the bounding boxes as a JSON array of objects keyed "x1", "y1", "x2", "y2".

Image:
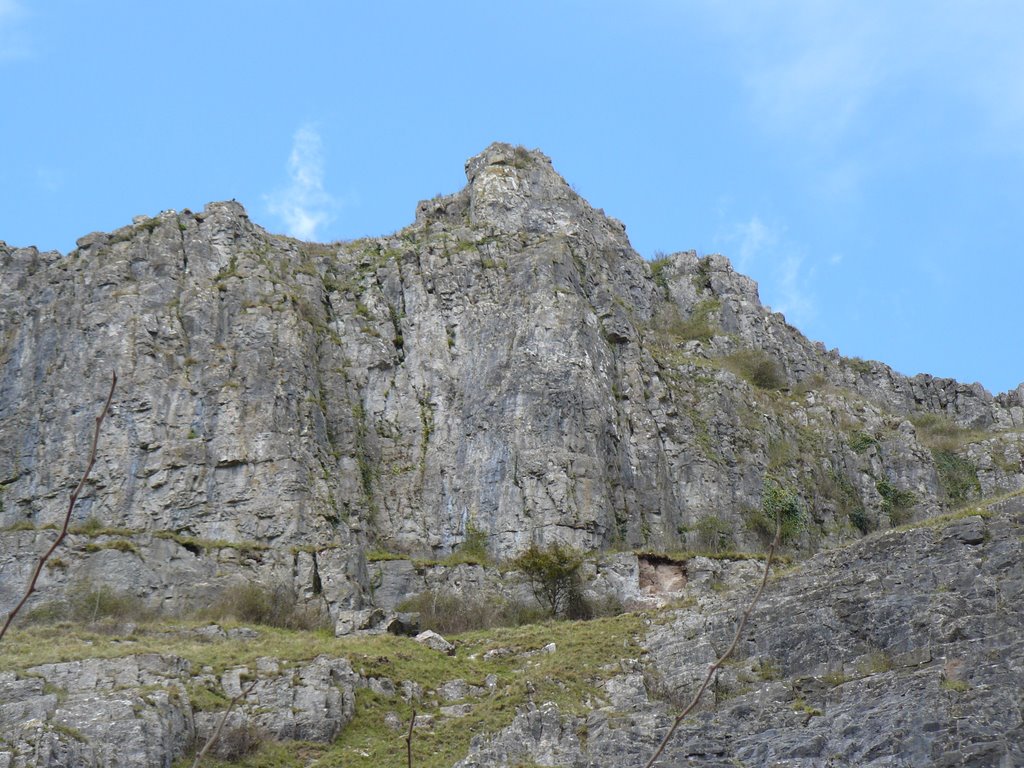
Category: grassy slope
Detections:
[{"x1": 1, "y1": 613, "x2": 645, "y2": 768}]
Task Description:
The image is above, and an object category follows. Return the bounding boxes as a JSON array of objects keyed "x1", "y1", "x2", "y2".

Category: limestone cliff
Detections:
[
  {"x1": 2, "y1": 143, "x2": 1023, "y2": 768},
  {"x1": 1, "y1": 143, "x2": 1022, "y2": 620}
]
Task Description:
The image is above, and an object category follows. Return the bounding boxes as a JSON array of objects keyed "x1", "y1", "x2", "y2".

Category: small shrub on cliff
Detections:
[
  {"x1": 692, "y1": 515, "x2": 735, "y2": 553},
  {"x1": 876, "y1": 479, "x2": 917, "y2": 526},
  {"x1": 656, "y1": 299, "x2": 721, "y2": 344},
  {"x1": 649, "y1": 253, "x2": 672, "y2": 289},
  {"x1": 746, "y1": 478, "x2": 804, "y2": 546},
  {"x1": 932, "y1": 449, "x2": 981, "y2": 506},
  {"x1": 512, "y1": 542, "x2": 585, "y2": 618},
  {"x1": 910, "y1": 412, "x2": 986, "y2": 452},
  {"x1": 723, "y1": 349, "x2": 786, "y2": 390}
]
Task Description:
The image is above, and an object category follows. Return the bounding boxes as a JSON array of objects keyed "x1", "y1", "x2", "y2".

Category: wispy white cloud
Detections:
[
  {"x1": 0, "y1": 0, "x2": 30, "y2": 60},
  {"x1": 265, "y1": 124, "x2": 337, "y2": 240},
  {"x1": 775, "y1": 252, "x2": 815, "y2": 323},
  {"x1": 720, "y1": 214, "x2": 824, "y2": 326},
  {"x1": 731, "y1": 214, "x2": 777, "y2": 272},
  {"x1": 695, "y1": 1, "x2": 1024, "y2": 154}
]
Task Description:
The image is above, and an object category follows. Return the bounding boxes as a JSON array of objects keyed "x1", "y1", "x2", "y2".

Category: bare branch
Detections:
[
  {"x1": 406, "y1": 709, "x2": 417, "y2": 768},
  {"x1": 643, "y1": 525, "x2": 781, "y2": 768},
  {"x1": 190, "y1": 676, "x2": 259, "y2": 768},
  {"x1": 0, "y1": 371, "x2": 117, "y2": 642}
]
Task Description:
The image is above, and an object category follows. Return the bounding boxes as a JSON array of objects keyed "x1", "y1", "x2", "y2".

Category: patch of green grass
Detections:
[
  {"x1": 755, "y1": 659, "x2": 781, "y2": 681},
  {"x1": 51, "y1": 723, "x2": 88, "y2": 742},
  {"x1": 396, "y1": 590, "x2": 544, "y2": 635},
  {"x1": 941, "y1": 678, "x2": 970, "y2": 693},
  {"x1": 3, "y1": 610, "x2": 645, "y2": 768},
  {"x1": 2, "y1": 519, "x2": 38, "y2": 532},
  {"x1": 848, "y1": 431, "x2": 878, "y2": 454},
  {"x1": 22, "y1": 582, "x2": 151, "y2": 627},
  {"x1": 82, "y1": 539, "x2": 139, "y2": 555},
  {"x1": 174, "y1": 739, "x2": 324, "y2": 768},
  {"x1": 153, "y1": 531, "x2": 268, "y2": 558},
  {"x1": 791, "y1": 697, "x2": 822, "y2": 717},
  {"x1": 137, "y1": 217, "x2": 163, "y2": 234},
  {"x1": 843, "y1": 357, "x2": 874, "y2": 375},
  {"x1": 856, "y1": 651, "x2": 894, "y2": 676},
  {"x1": 821, "y1": 669, "x2": 853, "y2": 687},
  {"x1": 186, "y1": 613, "x2": 644, "y2": 768},
  {"x1": 650, "y1": 300, "x2": 721, "y2": 345},
  {"x1": 638, "y1": 548, "x2": 792, "y2": 565},
  {"x1": 888, "y1": 506, "x2": 993, "y2": 535},
  {"x1": 70, "y1": 517, "x2": 138, "y2": 537},
  {"x1": 201, "y1": 582, "x2": 325, "y2": 631},
  {"x1": 910, "y1": 413, "x2": 989, "y2": 452},
  {"x1": 186, "y1": 681, "x2": 232, "y2": 712},
  {"x1": 455, "y1": 522, "x2": 491, "y2": 564}
]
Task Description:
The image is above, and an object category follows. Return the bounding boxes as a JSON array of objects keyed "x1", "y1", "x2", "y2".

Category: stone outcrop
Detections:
[{"x1": 0, "y1": 650, "x2": 358, "y2": 768}]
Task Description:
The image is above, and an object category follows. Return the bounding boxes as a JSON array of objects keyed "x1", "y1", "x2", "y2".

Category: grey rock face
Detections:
[
  {"x1": 1, "y1": 141, "x2": 1022, "y2": 623},
  {"x1": 460, "y1": 500, "x2": 1024, "y2": 767},
  {"x1": 0, "y1": 655, "x2": 193, "y2": 768},
  {"x1": 0, "y1": 650, "x2": 359, "y2": 767}
]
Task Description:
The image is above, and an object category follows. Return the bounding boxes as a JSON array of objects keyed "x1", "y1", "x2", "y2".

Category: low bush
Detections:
[
  {"x1": 848, "y1": 507, "x2": 875, "y2": 535},
  {"x1": 201, "y1": 718, "x2": 264, "y2": 761},
  {"x1": 203, "y1": 582, "x2": 325, "y2": 631},
  {"x1": 723, "y1": 349, "x2": 786, "y2": 390},
  {"x1": 691, "y1": 515, "x2": 735, "y2": 553},
  {"x1": 848, "y1": 431, "x2": 878, "y2": 454},
  {"x1": 649, "y1": 253, "x2": 672, "y2": 289},
  {"x1": 25, "y1": 581, "x2": 150, "y2": 626},
  {"x1": 444, "y1": 522, "x2": 490, "y2": 566}
]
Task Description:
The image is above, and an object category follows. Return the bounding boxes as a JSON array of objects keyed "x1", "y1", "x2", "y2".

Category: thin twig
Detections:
[
  {"x1": 190, "y1": 676, "x2": 259, "y2": 768},
  {"x1": 643, "y1": 525, "x2": 781, "y2": 768},
  {"x1": 0, "y1": 371, "x2": 117, "y2": 642},
  {"x1": 406, "y1": 709, "x2": 416, "y2": 768}
]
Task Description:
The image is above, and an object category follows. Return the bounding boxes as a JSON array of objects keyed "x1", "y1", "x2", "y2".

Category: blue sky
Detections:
[{"x1": 2, "y1": 1, "x2": 1021, "y2": 394}]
